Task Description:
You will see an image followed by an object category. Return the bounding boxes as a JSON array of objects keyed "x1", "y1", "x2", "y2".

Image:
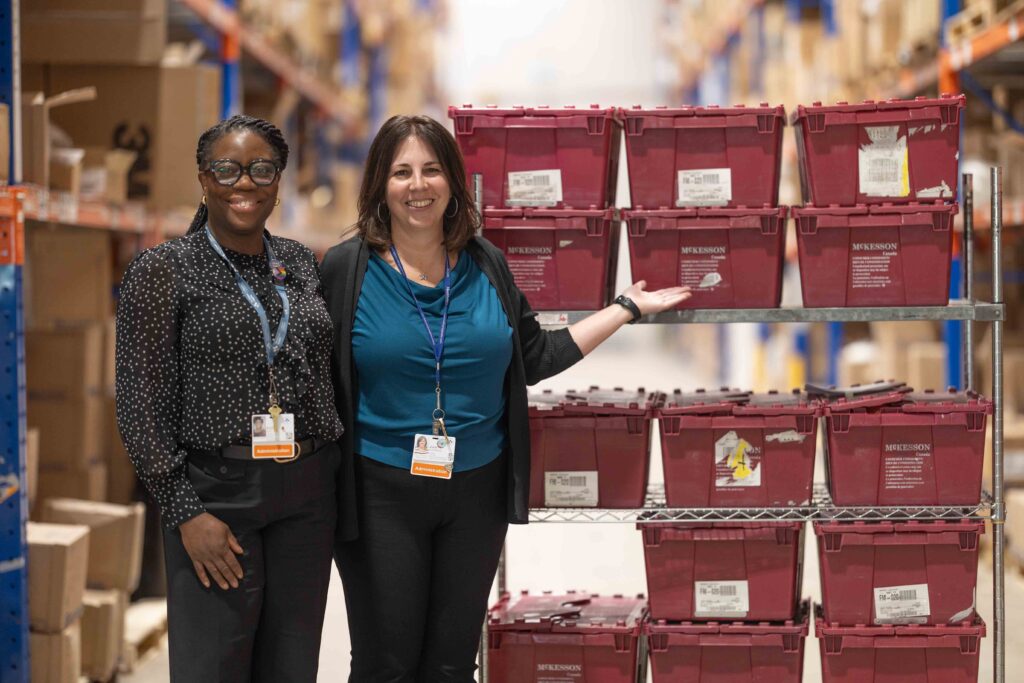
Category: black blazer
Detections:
[{"x1": 320, "y1": 235, "x2": 583, "y2": 542}]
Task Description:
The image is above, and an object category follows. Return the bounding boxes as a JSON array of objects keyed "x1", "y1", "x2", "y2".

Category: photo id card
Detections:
[
  {"x1": 251, "y1": 412, "x2": 295, "y2": 459},
  {"x1": 410, "y1": 433, "x2": 456, "y2": 479}
]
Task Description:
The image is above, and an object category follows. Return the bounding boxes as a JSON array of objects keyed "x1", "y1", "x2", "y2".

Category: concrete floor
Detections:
[{"x1": 123, "y1": 327, "x2": 1022, "y2": 682}]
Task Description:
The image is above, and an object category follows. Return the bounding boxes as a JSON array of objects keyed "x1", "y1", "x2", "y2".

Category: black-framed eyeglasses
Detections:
[{"x1": 205, "y1": 158, "x2": 281, "y2": 186}]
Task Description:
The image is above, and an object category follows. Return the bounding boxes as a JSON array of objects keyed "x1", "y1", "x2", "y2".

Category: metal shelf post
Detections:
[
  {"x1": 991, "y1": 166, "x2": 1006, "y2": 683},
  {"x1": 0, "y1": 2, "x2": 27, "y2": 681}
]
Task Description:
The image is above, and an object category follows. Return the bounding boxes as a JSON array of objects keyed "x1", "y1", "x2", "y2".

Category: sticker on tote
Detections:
[
  {"x1": 695, "y1": 581, "x2": 749, "y2": 618},
  {"x1": 715, "y1": 431, "x2": 762, "y2": 487},
  {"x1": 545, "y1": 471, "x2": 598, "y2": 507},
  {"x1": 858, "y1": 126, "x2": 910, "y2": 197},
  {"x1": 766, "y1": 430, "x2": 807, "y2": 444},
  {"x1": 698, "y1": 272, "x2": 723, "y2": 289},
  {"x1": 677, "y1": 168, "x2": 732, "y2": 207},
  {"x1": 874, "y1": 583, "x2": 931, "y2": 624},
  {"x1": 507, "y1": 170, "x2": 563, "y2": 206}
]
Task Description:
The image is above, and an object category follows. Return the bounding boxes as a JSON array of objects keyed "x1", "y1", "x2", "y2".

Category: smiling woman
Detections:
[{"x1": 115, "y1": 114, "x2": 347, "y2": 683}]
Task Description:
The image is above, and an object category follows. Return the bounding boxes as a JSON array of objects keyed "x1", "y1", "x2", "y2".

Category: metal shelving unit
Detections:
[{"x1": 483, "y1": 172, "x2": 1008, "y2": 683}]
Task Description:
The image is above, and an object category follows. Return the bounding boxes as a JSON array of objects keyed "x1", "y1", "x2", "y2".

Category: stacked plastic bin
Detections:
[
  {"x1": 619, "y1": 105, "x2": 788, "y2": 309},
  {"x1": 448, "y1": 105, "x2": 623, "y2": 310},
  {"x1": 791, "y1": 95, "x2": 965, "y2": 307},
  {"x1": 810, "y1": 381, "x2": 992, "y2": 683},
  {"x1": 527, "y1": 388, "x2": 658, "y2": 509},
  {"x1": 638, "y1": 388, "x2": 815, "y2": 681},
  {"x1": 487, "y1": 591, "x2": 647, "y2": 683}
]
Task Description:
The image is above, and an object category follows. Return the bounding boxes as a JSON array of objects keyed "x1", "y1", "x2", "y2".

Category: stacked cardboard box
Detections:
[
  {"x1": 27, "y1": 522, "x2": 90, "y2": 683},
  {"x1": 40, "y1": 499, "x2": 146, "y2": 680}
]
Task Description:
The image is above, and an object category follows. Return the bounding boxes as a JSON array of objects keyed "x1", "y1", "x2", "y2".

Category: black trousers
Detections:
[
  {"x1": 163, "y1": 442, "x2": 341, "y2": 683},
  {"x1": 336, "y1": 453, "x2": 509, "y2": 683}
]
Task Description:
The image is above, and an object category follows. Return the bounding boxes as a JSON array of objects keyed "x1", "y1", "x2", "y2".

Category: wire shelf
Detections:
[{"x1": 527, "y1": 484, "x2": 993, "y2": 523}]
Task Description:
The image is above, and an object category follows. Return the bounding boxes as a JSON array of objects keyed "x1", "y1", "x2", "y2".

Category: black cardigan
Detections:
[{"x1": 320, "y1": 235, "x2": 583, "y2": 543}]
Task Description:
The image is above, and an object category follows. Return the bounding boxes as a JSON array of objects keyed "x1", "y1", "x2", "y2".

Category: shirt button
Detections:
[{"x1": 220, "y1": 466, "x2": 228, "y2": 474}]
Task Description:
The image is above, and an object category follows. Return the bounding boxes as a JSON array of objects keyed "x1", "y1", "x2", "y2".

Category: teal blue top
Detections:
[{"x1": 352, "y1": 251, "x2": 513, "y2": 471}]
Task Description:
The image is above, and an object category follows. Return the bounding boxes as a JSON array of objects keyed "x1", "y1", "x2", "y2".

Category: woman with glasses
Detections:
[{"x1": 115, "y1": 115, "x2": 350, "y2": 683}]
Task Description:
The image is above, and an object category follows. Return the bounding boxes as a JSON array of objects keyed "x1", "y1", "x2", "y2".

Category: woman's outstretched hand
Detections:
[{"x1": 621, "y1": 280, "x2": 692, "y2": 316}]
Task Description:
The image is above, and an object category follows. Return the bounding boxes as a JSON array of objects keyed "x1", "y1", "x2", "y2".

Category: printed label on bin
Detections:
[
  {"x1": 545, "y1": 471, "x2": 599, "y2": 507},
  {"x1": 676, "y1": 168, "x2": 732, "y2": 206},
  {"x1": 715, "y1": 431, "x2": 762, "y2": 487},
  {"x1": 536, "y1": 662, "x2": 584, "y2": 682},
  {"x1": 858, "y1": 126, "x2": 910, "y2": 197},
  {"x1": 874, "y1": 583, "x2": 931, "y2": 624},
  {"x1": 695, "y1": 580, "x2": 750, "y2": 618},
  {"x1": 678, "y1": 244, "x2": 726, "y2": 290},
  {"x1": 882, "y1": 441, "x2": 932, "y2": 492},
  {"x1": 850, "y1": 240, "x2": 899, "y2": 291},
  {"x1": 507, "y1": 169, "x2": 563, "y2": 206}
]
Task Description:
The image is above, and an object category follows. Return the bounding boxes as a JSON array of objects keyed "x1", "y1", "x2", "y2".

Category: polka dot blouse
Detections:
[{"x1": 115, "y1": 230, "x2": 343, "y2": 529}]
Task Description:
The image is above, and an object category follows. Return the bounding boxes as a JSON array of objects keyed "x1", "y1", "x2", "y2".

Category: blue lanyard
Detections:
[
  {"x1": 205, "y1": 226, "x2": 290, "y2": 366},
  {"x1": 389, "y1": 245, "x2": 451, "y2": 388}
]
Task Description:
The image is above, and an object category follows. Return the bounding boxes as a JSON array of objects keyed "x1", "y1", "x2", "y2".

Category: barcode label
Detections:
[
  {"x1": 677, "y1": 168, "x2": 732, "y2": 207},
  {"x1": 695, "y1": 581, "x2": 749, "y2": 618},
  {"x1": 544, "y1": 470, "x2": 598, "y2": 507},
  {"x1": 507, "y1": 170, "x2": 563, "y2": 206},
  {"x1": 874, "y1": 583, "x2": 931, "y2": 624},
  {"x1": 859, "y1": 126, "x2": 910, "y2": 197}
]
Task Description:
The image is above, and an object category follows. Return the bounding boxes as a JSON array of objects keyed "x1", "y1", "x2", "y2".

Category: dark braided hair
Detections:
[{"x1": 186, "y1": 114, "x2": 290, "y2": 234}]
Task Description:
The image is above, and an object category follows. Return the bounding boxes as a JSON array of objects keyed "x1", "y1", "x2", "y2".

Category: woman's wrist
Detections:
[{"x1": 613, "y1": 294, "x2": 642, "y2": 324}]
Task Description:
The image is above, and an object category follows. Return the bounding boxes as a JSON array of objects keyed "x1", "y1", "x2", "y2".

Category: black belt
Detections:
[{"x1": 190, "y1": 437, "x2": 328, "y2": 462}]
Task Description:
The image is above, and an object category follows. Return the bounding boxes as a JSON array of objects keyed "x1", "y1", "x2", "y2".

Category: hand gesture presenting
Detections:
[
  {"x1": 621, "y1": 280, "x2": 691, "y2": 316},
  {"x1": 179, "y1": 512, "x2": 245, "y2": 589}
]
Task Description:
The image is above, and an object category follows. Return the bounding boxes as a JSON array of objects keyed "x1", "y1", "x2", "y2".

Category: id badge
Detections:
[
  {"x1": 410, "y1": 434, "x2": 456, "y2": 479},
  {"x1": 251, "y1": 412, "x2": 295, "y2": 459}
]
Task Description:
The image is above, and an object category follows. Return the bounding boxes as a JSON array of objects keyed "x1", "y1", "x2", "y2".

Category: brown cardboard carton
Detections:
[
  {"x1": 24, "y1": 225, "x2": 112, "y2": 327},
  {"x1": 21, "y1": 89, "x2": 97, "y2": 189},
  {"x1": 29, "y1": 620, "x2": 81, "y2": 683},
  {"x1": 25, "y1": 325, "x2": 105, "y2": 400},
  {"x1": 907, "y1": 341, "x2": 948, "y2": 391},
  {"x1": 41, "y1": 499, "x2": 146, "y2": 592},
  {"x1": 26, "y1": 428, "x2": 40, "y2": 509},
  {"x1": 28, "y1": 396, "x2": 105, "y2": 469},
  {"x1": 0, "y1": 103, "x2": 8, "y2": 183},
  {"x1": 48, "y1": 148, "x2": 84, "y2": 196},
  {"x1": 870, "y1": 321, "x2": 937, "y2": 382},
  {"x1": 23, "y1": 6, "x2": 166, "y2": 66},
  {"x1": 103, "y1": 318, "x2": 116, "y2": 395},
  {"x1": 22, "y1": 64, "x2": 220, "y2": 210},
  {"x1": 81, "y1": 590, "x2": 126, "y2": 682},
  {"x1": 27, "y1": 522, "x2": 89, "y2": 633},
  {"x1": 35, "y1": 464, "x2": 108, "y2": 515}
]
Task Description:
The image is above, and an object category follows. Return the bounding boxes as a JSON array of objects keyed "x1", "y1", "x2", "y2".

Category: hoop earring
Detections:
[
  {"x1": 202, "y1": 195, "x2": 207, "y2": 205},
  {"x1": 274, "y1": 198, "x2": 281, "y2": 206},
  {"x1": 377, "y1": 201, "x2": 389, "y2": 224},
  {"x1": 444, "y1": 197, "x2": 459, "y2": 219}
]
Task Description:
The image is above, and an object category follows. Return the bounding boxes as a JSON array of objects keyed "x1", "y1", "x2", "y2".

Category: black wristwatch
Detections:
[{"x1": 614, "y1": 294, "x2": 642, "y2": 324}]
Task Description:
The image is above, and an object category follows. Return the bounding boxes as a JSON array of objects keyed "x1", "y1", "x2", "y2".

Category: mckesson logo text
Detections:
[
  {"x1": 680, "y1": 246, "x2": 727, "y2": 255},
  {"x1": 508, "y1": 246, "x2": 553, "y2": 255},
  {"x1": 537, "y1": 664, "x2": 583, "y2": 673},
  {"x1": 852, "y1": 242, "x2": 898, "y2": 252},
  {"x1": 885, "y1": 443, "x2": 931, "y2": 453}
]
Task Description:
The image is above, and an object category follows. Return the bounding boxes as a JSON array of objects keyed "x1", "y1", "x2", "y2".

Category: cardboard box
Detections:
[
  {"x1": 0, "y1": 103, "x2": 8, "y2": 183},
  {"x1": 29, "y1": 620, "x2": 82, "y2": 683},
  {"x1": 23, "y1": 0, "x2": 166, "y2": 66},
  {"x1": 26, "y1": 324, "x2": 105, "y2": 400},
  {"x1": 27, "y1": 522, "x2": 89, "y2": 633},
  {"x1": 907, "y1": 341, "x2": 948, "y2": 391},
  {"x1": 27, "y1": 428, "x2": 40, "y2": 509},
  {"x1": 24, "y1": 226, "x2": 112, "y2": 327},
  {"x1": 28, "y1": 396, "x2": 105, "y2": 469},
  {"x1": 35, "y1": 464, "x2": 108, "y2": 514},
  {"x1": 23, "y1": 64, "x2": 221, "y2": 210},
  {"x1": 48, "y1": 147, "x2": 84, "y2": 196},
  {"x1": 104, "y1": 398, "x2": 138, "y2": 505},
  {"x1": 869, "y1": 321, "x2": 937, "y2": 382},
  {"x1": 81, "y1": 590, "x2": 126, "y2": 682},
  {"x1": 21, "y1": 88, "x2": 96, "y2": 189},
  {"x1": 41, "y1": 499, "x2": 146, "y2": 592}
]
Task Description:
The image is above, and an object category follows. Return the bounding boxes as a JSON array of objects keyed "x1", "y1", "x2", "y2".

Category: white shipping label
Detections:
[
  {"x1": 859, "y1": 126, "x2": 910, "y2": 197},
  {"x1": 715, "y1": 430, "x2": 762, "y2": 488},
  {"x1": 507, "y1": 170, "x2": 563, "y2": 206},
  {"x1": 677, "y1": 168, "x2": 733, "y2": 207},
  {"x1": 874, "y1": 583, "x2": 931, "y2": 624},
  {"x1": 545, "y1": 471, "x2": 598, "y2": 507},
  {"x1": 695, "y1": 580, "x2": 750, "y2": 618}
]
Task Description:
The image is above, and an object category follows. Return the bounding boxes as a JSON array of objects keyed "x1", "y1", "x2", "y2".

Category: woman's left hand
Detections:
[{"x1": 621, "y1": 280, "x2": 692, "y2": 315}]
